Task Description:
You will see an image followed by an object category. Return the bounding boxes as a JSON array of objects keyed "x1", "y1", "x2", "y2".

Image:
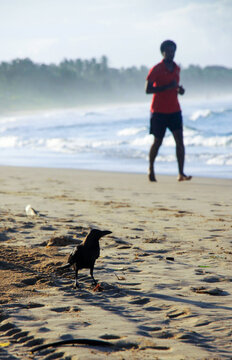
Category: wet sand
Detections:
[{"x1": 0, "y1": 166, "x2": 231, "y2": 359}]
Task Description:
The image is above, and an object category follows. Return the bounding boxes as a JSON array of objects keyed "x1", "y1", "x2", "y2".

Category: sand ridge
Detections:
[{"x1": 0, "y1": 167, "x2": 231, "y2": 359}]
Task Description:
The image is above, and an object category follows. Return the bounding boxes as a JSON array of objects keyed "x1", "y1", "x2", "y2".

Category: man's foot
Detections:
[
  {"x1": 148, "y1": 171, "x2": 157, "y2": 182},
  {"x1": 178, "y1": 174, "x2": 192, "y2": 182}
]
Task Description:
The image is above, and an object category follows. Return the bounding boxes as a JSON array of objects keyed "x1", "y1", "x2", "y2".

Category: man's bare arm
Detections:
[{"x1": 145, "y1": 80, "x2": 178, "y2": 94}]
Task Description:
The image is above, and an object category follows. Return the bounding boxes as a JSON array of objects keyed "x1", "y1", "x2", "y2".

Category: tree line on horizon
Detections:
[{"x1": 0, "y1": 56, "x2": 231, "y2": 112}]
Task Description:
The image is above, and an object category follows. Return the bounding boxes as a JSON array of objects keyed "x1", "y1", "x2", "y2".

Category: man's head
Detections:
[{"x1": 160, "y1": 40, "x2": 177, "y2": 61}]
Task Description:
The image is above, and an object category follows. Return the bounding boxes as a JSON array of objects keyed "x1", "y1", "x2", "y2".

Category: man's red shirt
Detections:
[{"x1": 146, "y1": 60, "x2": 181, "y2": 114}]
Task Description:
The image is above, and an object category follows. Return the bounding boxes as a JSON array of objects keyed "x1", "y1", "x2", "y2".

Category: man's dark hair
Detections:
[{"x1": 160, "y1": 40, "x2": 177, "y2": 53}]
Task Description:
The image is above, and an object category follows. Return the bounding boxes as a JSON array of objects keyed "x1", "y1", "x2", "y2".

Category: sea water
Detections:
[{"x1": 0, "y1": 97, "x2": 231, "y2": 179}]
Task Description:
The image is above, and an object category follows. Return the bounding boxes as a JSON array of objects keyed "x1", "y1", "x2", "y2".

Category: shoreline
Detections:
[
  {"x1": 0, "y1": 166, "x2": 231, "y2": 359},
  {"x1": 0, "y1": 163, "x2": 231, "y2": 181}
]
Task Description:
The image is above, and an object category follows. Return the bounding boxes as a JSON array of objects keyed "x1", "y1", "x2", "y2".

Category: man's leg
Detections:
[
  {"x1": 149, "y1": 136, "x2": 163, "y2": 182},
  {"x1": 172, "y1": 129, "x2": 191, "y2": 181}
]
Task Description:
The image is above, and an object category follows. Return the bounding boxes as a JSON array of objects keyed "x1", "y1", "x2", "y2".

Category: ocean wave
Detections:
[
  {"x1": 0, "y1": 132, "x2": 231, "y2": 153},
  {"x1": 184, "y1": 134, "x2": 232, "y2": 147},
  {"x1": 131, "y1": 135, "x2": 153, "y2": 146},
  {"x1": 190, "y1": 107, "x2": 232, "y2": 121},
  {"x1": 45, "y1": 137, "x2": 130, "y2": 154},
  {"x1": 117, "y1": 127, "x2": 146, "y2": 136},
  {"x1": 207, "y1": 154, "x2": 232, "y2": 166},
  {"x1": 0, "y1": 136, "x2": 19, "y2": 148},
  {"x1": 190, "y1": 109, "x2": 212, "y2": 121}
]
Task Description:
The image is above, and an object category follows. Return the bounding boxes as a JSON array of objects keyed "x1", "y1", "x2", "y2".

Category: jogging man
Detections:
[{"x1": 145, "y1": 40, "x2": 191, "y2": 182}]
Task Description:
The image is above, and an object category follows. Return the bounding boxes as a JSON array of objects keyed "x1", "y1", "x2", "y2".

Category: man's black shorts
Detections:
[{"x1": 150, "y1": 111, "x2": 183, "y2": 139}]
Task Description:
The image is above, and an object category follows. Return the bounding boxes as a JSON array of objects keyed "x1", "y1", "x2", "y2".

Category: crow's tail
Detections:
[{"x1": 57, "y1": 263, "x2": 71, "y2": 270}]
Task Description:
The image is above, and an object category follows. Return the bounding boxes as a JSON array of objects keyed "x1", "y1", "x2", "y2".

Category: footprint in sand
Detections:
[
  {"x1": 201, "y1": 275, "x2": 225, "y2": 283},
  {"x1": 128, "y1": 268, "x2": 141, "y2": 273},
  {"x1": 129, "y1": 297, "x2": 150, "y2": 305},
  {"x1": 194, "y1": 320, "x2": 212, "y2": 327},
  {"x1": 12, "y1": 330, "x2": 29, "y2": 339},
  {"x1": 166, "y1": 308, "x2": 190, "y2": 319},
  {"x1": 144, "y1": 235, "x2": 167, "y2": 243},
  {"x1": 0, "y1": 321, "x2": 16, "y2": 332},
  {"x1": 37, "y1": 327, "x2": 50, "y2": 333},
  {"x1": 114, "y1": 238, "x2": 130, "y2": 245},
  {"x1": 100, "y1": 334, "x2": 122, "y2": 340},
  {"x1": 144, "y1": 306, "x2": 163, "y2": 312},
  {"x1": 2, "y1": 328, "x2": 22, "y2": 337},
  {"x1": 26, "y1": 302, "x2": 45, "y2": 309},
  {"x1": 50, "y1": 306, "x2": 80, "y2": 313},
  {"x1": 191, "y1": 286, "x2": 229, "y2": 296},
  {"x1": 24, "y1": 338, "x2": 44, "y2": 347},
  {"x1": 40, "y1": 225, "x2": 57, "y2": 231},
  {"x1": 22, "y1": 222, "x2": 35, "y2": 229},
  {"x1": 195, "y1": 269, "x2": 211, "y2": 276},
  {"x1": 174, "y1": 210, "x2": 193, "y2": 217},
  {"x1": 211, "y1": 202, "x2": 222, "y2": 206},
  {"x1": 203, "y1": 235, "x2": 221, "y2": 239},
  {"x1": 152, "y1": 330, "x2": 176, "y2": 339},
  {"x1": 139, "y1": 325, "x2": 162, "y2": 332},
  {"x1": 0, "y1": 233, "x2": 10, "y2": 241},
  {"x1": 21, "y1": 277, "x2": 38, "y2": 286},
  {"x1": 139, "y1": 340, "x2": 171, "y2": 351},
  {"x1": 177, "y1": 330, "x2": 207, "y2": 345},
  {"x1": 17, "y1": 335, "x2": 34, "y2": 344},
  {"x1": 116, "y1": 244, "x2": 132, "y2": 250}
]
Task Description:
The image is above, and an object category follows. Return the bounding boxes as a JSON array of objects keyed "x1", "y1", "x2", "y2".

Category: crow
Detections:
[{"x1": 58, "y1": 229, "x2": 112, "y2": 287}]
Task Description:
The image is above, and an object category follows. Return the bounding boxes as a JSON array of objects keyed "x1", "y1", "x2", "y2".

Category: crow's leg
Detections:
[
  {"x1": 74, "y1": 266, "x2": 79, "y2": 288},
  {"x1": 90, "y1": 266, "x2": 97, "y2": 285}
]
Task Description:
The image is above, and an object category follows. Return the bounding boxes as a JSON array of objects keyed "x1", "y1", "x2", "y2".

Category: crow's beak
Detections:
[{"x1": 100, "y1": 230, "x2": 112, "y2": 237}]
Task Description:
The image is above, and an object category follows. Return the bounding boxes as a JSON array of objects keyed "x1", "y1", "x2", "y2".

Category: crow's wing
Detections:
[
  {"x1": 95, "y1": 246, "x2": 100, "y2": 259},
  {"x1": 68, "y1": 243, "x2": 99, "y2": 270},
  {"x1": 68, "y1": 244, "x2": 83, "y2": 265}
]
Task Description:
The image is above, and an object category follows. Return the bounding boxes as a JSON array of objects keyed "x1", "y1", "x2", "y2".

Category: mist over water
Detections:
[{"x1": 0, "y1": 97, "x2": 231, "y2": 179}]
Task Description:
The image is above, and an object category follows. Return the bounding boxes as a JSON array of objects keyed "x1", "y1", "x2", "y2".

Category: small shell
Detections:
[{"x1": 25, "y1": 205, "x2": 38, "y2": 216}]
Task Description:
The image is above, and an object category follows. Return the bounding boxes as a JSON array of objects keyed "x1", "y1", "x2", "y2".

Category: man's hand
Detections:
[
  {"x1": 167, "y1": 80, "x2": 178, "y2": 90},
  {"x1": 177, "y1": 85, "x2": 185, "y2": 95}
]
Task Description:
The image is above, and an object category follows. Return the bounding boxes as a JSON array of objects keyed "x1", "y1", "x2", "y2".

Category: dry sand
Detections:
[{"x1": 0, "y1": 166, "x2": 231, "y2": 359}]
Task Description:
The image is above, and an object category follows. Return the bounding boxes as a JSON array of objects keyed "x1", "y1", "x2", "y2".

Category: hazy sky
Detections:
[{"x1": 0, "y1": 0, "x2": 231, "y2": 68}]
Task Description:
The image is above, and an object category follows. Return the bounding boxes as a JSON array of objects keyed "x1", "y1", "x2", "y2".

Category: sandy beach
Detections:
[{"x1": 0, "y1": 166, "x2": 231, "y2": 359}]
